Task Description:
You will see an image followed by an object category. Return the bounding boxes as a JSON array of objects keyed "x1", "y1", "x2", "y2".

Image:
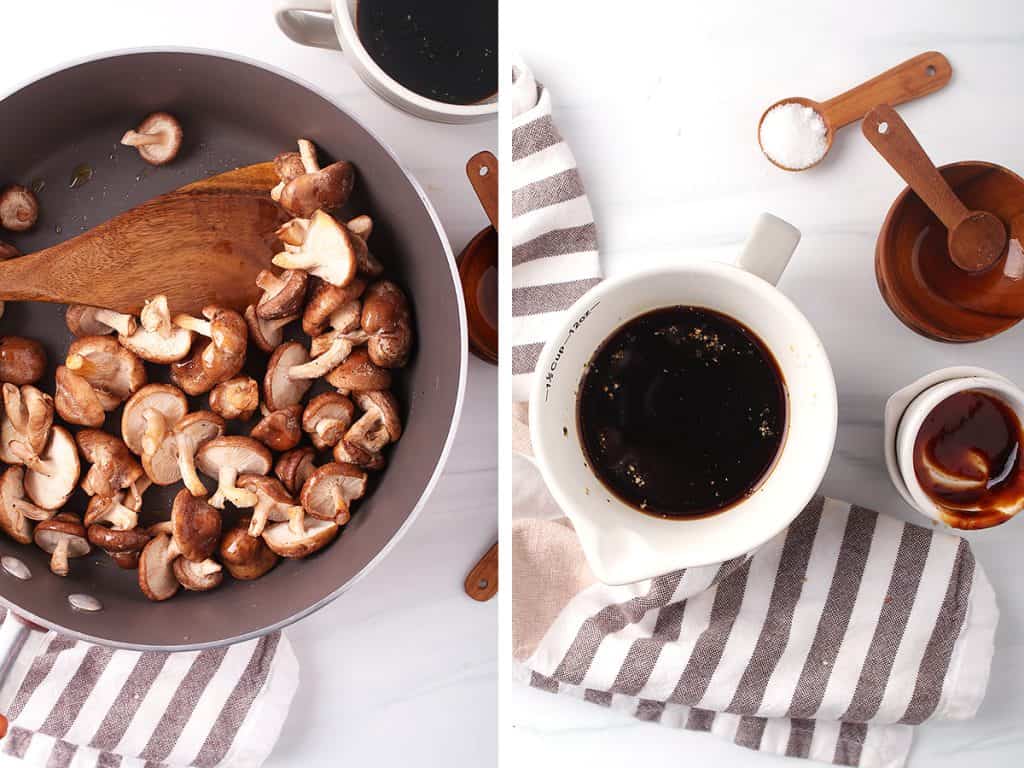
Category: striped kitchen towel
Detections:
[
  {"x1": 0, "y1": 611, "x2": 298, "y2": 768},
  {"x1": 512, "y1": 497, "x2": 998, "y2": 768},
  {"x1": 511, "y1": 56, "x2": 603, "y2": 402}
]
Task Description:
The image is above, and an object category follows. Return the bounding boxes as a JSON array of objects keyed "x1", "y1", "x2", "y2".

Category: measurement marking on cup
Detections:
[{"x1": 544, "y1": 301, "x2": 600, "y2": 402}]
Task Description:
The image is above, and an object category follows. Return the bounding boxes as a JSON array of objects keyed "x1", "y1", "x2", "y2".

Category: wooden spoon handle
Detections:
[
  {"x1": 822, "y1": 52, "x2": 952, "y2": 131},
  {"x1": 467, "y1": 151, "x2": 499, "y2": 231},
  {"x1": 464, "y1": 542, "x2": 498, "y2": 601},
  {"x1": 862, "y1": 104, "x2": 969, "y2": 230}
]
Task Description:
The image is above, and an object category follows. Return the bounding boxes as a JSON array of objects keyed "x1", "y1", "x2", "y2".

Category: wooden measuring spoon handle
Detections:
[
  {"x1": 821, "y1": 52, "x2": 952, "y2": 131},
  {"x1": 467, "y1": 151, "x2": 499, "y2": 231},
  {"x1": 464, "y1": 542, "x2": 498, "y2": 601},
  {"x1": 862, "y1": 104, "x2": 969, "y2": 230}
]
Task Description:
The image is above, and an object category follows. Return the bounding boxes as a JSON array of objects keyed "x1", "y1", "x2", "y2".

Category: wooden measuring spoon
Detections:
[
  {"x1": 464, "y1": 542, "x2": 498, "y2": 602},
  {"x1": 759, "y1": 51, "x2": 952, "y2": 171},
  {"x1": 863, "y1": 105, "x2": 1007, "y2": 273},
  {"x1": 459, "y1": 151, "x2": 499, "y2": 364},
  {"x1": 0, "y1": 163, "x2": 287, "y2": 316}
]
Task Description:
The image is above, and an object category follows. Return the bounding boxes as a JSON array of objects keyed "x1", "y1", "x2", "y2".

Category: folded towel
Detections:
[
  {"x1": 510, "y1": 56, "x2": 603, "y2": 402},
  {"x1": 0, "y1": 611, "x2": 298, "y2": 768}
]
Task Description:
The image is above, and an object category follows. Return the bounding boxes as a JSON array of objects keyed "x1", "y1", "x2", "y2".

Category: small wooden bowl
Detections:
[
  {"x1": 875, "y1": 161, "x2": 1024, "y2": 342},
  {"x1": 457, "y1": 226, "x2": 498, "y2": 364}
]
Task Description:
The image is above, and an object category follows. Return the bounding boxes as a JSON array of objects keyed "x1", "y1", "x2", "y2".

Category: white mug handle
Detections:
[
  {"x1": 274, "y1": 0, "x2": 341, "y2": 51},
  {"x1": 737, "y1": 213, "x2": 802, "y2": 286}
]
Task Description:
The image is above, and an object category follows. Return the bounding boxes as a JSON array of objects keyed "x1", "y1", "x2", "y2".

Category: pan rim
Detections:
[{"x1": 0, "y1": 45, "x2": 469, "y2": 651}]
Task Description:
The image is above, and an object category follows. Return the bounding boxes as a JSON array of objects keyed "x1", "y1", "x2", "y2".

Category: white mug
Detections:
[
  {"x1": 529, "y1": 214, "x2": 837, "y2": 585},
  {"x1": 273, "y1": 0, "x2": 496, "y2": 124}
]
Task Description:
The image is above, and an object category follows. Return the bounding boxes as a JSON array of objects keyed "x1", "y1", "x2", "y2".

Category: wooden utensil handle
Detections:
[
  {"x1": 862, "y1": 104, "x2": 969, "y2": 230},
  {"x1": 467, "y1": 151, "x2": 499, "y2": 231},
  {"x1": 464, "y1": 542, "x2": 498, "y2": 601},
  {"x1": 823, "y1": 52, "x2": 952, "y2": 131}
]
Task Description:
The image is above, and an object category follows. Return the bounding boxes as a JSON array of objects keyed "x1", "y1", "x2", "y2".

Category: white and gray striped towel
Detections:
[
  {"x1": 511, "y1": 56, "x2": 603, "y2": 402},
  {"x1": 0, "y1": 611, "x2": 298, "y2": 768},
  {"x1": 512, "y1": 494, "x2": 998, "y2": 768}
]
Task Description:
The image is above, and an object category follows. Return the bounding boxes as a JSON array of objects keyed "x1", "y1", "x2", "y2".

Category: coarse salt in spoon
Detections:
[{"x1": 758, "y1": 51, "x2": 952, "y2": 171}]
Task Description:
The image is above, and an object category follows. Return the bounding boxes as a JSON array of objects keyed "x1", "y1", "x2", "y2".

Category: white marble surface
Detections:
[
  {"x1": 509, "y1": 1, "x2": 1024, "y2": 766},
  {"x1": 1, "y1": 2, "x2": 496, "y2": 766}
]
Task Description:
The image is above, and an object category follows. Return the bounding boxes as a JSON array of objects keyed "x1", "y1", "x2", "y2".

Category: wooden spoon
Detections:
[
  {"x1": 0, "y1": 163, "x2": 287, "y2": 315},
  {"x1": 759, "y1": 51, "x2": 952, "y2": 171},
  {"x1": 464, "y1": 542, "x2": 498, "y2": 602},
  {"x1": 863, "y1": 105, "x2": 1007, "y2": 273}
]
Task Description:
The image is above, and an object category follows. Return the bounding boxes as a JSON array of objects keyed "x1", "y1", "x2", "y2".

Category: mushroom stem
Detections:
[
  {"x1": 66, "y1": 353, "x2": 114, "y2": 379},
  {"x1": 120, "y1": 130, "x2": 165, "y2": 147},
  {"x1": 195, "y1": 559, "x2": 222, "y2": 576},
  {"x1": 12, "y1": 497, "x2": 52, "y2": 522},
  {"x1": 256, "y1": 271, "x2": 286, "y2": 295},
  {"x1": 95, "y1": 309, "x2": 137, "y2": 336},
  {"x1": 287, "y1": 506, "x2": 306, "y2": 536},
  {"x1": 173, "y1": 315, "x2": 213, "y2": 338},
  {"x1": 127, "y1": 477, "x2": 152, "y2": 511},
  {"x1": 141, "y1": 408, "x2": 169, "y2": 457},
  {"x1": 289, "y1": 337, "x2": 354, "y2": 380},
  {"x1": 297, "y1": 139, "x2": 319, "y2": 173},
  {"x1": 140, "y1": 296, "x2": 172, "y2": 338},
  {"x1": 50, "y1": 538, "x2": 70, "y2": 576},
  {"x1": 10, "y1": 442, "x2": 48, "y2": 475},
  {"x1": 96, "y1": 497, "x2": 138, "y2": 531},
  {"x1": 331, "y1": 486, "x2": 351, "y2": 525},
  {"x1": 211, "y1": 466, "x2": 258, "y2": 510},
  {"x1": 270, "y1": 181, "x2": 286, "y2": 202},
  {"x1": 175, "y1": 433, "x2": 208, "y2": 497}
]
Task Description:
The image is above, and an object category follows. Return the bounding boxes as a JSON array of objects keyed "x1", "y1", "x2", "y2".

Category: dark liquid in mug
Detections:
[
  {"x1": 578, "y1": 307, "x2": 787, "y2": 519},
  {"x1": 357, "y1": 0, "x2": 498, "y2": 105}
]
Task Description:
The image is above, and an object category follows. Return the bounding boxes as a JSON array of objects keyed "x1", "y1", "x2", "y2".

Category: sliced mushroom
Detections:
[
  {"x1": 251, "y1": 404, "x2": 303, "y2": 452},
  {"x1": 345, "y1": 391, "x2": 402, "y2": 455},
  {"x1": 0, "y1": 185, "x2": 39, "y2": 231},
  {"x1": 209, "y1": 377, "x2": 260, "y2": 421},
  {"x1": 0, "y1": 466, "x2": 52, "y2": 544},
  {"x1": 171, "y1": 306, "x2": 247, "y2": 395},
  {"x1": 120, "y1": 112, "x2": 183, "y2": 165},
  {"x1": 84, "y1": 492, "x2": 140, "y2": 531},
  {"x1": 0, "y1": 336, "x2": 46, "y2": 385},
  {"x1": 301, "y1": 462, "x2": 367, "y2": 526},
  {"x1": 220, "y1": 517, "x2": 279, "y2": 579},
  {"x1": 66, "y1": 336, "x2": 146, "y2": 408},
  {"x1": 170, "y1": 489, "x2": 222, "y2": 562},
  {"x1": 244, "y1": 305, "x2": 296, "y2": 354},
  {"x1": 138, "y1": 533, "x2": 179, "y2": 601},
  {"x1": 302, "y1": 277, "x2": 366, "y2": 336},
  {"x1": 54, "y1": 366, "x2": 106, "y2": 428},
  {"x1": 195, "y1": 436, "x2": 272, "y2": 510},
  {"x1": 332, "y1": 438, "x2": 386, "y2": 471},
  {"x1": 272, "y1": 210, "x2": 358, "y2": 287},
  {"x1": 325, "y1": 348, "x2": 392, "y2": 394},
  {"x1": 76, "y1": 429, "x2": 146, "y2": 500},
  {"x1": 256, "y1": 269, "x2": 308, "y2": 320},
  {"x1": 275, "y1": 447, "x2": 317, "y2": 496},
  {"x1": 303, "y1": 392, "x2": 355, "y2": 450},
  {"x1": 174, "y1": 557, "x2": 224, "y2": 591},
  {"x1": 173, "y1": 411, "x2": 227, "y2": 497},
  {"x1": 87, "y1": 524, "x2": 150, "y2": 567},
  {"x1": 361, "y1": 280, "x2": 413, "y2": 368},
  {"x1": 66, "y1": 305, "x2": 137, "y2": 337},
  {"x1": 122, "y1": 384, "x2": 189, "y2": 455},
  {"x1": 1, "y1": 383, "x2": 53, "y2": 458},
  {"x1": 238, "y1": 475, "x2": 303, "y2": 537},
  {"x1": 14, "y1": 426, "x2": 79, "y2": 510},
  {"x1": 34, "y1": 513, "x2": 89, "y2": 576},
  {"x1": 262, "y1": 516, "x2": 338, "y2": 559},
  {"x1": 277, "y1": 139, "x2": 355, "y2": 217},
  {"x1": 264, "y1": 341, "x2": 314, "y2": 411},
  {"x1": 119, "y1": 295, "x2": 193, "y2": 363}
]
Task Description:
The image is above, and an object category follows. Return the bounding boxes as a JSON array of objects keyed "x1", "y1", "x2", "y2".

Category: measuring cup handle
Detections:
[
  {"x1": 273, "y1": 0, "x2": 341, "y2": 51},
  {"x1": 737, "y1": 213, "x2": 802, "y2": 286}
]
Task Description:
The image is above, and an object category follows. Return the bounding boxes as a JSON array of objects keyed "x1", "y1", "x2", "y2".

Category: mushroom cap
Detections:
[
  {"x1": 263, "y1": 517, "x2": 338, "y2": 559},
  {"x1": 0, "y1": 241, "x2": 20, "y2": 260},
  {"x1": 143, "y1": 435, "x2": 181, "y2": 486},
  {"x1": 76, "y1": 429, "x2": 143, "y2": 498},
  {"x1": 302, "y1": 278, "x2": 366, "y2": 336},
  {"x1": 138, "y1": 534, "x2": 179, "y2": 601},
  {"x1": 33, "y1": 512, "x2": 89, "y2": 556},
  {"x1": 171, "y1": 307, "x2": 247, "y2": 395},
  {"x1": 84, "y1": 493, "x2": 138, "y2": 529},
  {"x1": 346, "y1": 215, "x2": 373, "y2": 240},
  {"x1": 263, "y1": 341, "x2": 313, "y2": 412},
  {"x1": 174, "y1": 410, "x2": 226, "y2": 444},
  {"x1": 0, "y1": 336, "x2": 47, "y2": 386},
  {"x1": 251, "y1": 404, "x2": 303, "y2": 452},
  {"x1": 171, "y1": 488, "x2": 222, "y2": 562},
  {"x1": 275, "y1": 447, "x2": 317, "y2": 495},
  {"x1": 1, "y1": 383, "x2": 54, "y2": 456},
  {"x1": 119, "y1": 323, "x2": 193, "y2": 364},
  {"x1": 272, "y1": 210, "x2": 358, "y2": 287},
  {"x1": 111, "y1": 550, "x2": 141, "y2": 569},
  {"x1": 257, "y1": 269, "x2": 308, "y2": 320},
  {"x1": 65, "y1": 305, "x2": 137, "y2": 337},
  {"x1": 273, "y1": 151, "x2": 306, "y2": 184},
  {"x1": 237, "y1": 474, "x2": 298, "y2": 528},
  {"x1": 332, "y1": 438, "x2": 386, "y2": 471},
  {"x1": 355, "y1": 391, "x2": 403, "y2": 441},
  {"x1": 209, "y1": 377, "x2": 260, "y2": 421},
  {"x1": 173, "y1": 557, "x2": 224, "y2": 591},
  {"x1": 279, "y1": 160, "x2": 355, "y2": 218},
  {"x1": 0, "y1": 185, "x2": 39, "y2": 232},
  {"x1": 220, "y1": 518, "x2": 279, "y2": 579},
  {"x1": 302, "y1": 392, "x2": 355, "y2": 450},
  {"x1": 244, "y1": 305, "x2": 294, "y2": 354},
  {"x1": 121, "y1": 112, "x2": 183, "y2": 166},
  {"x1": 325, "y1": 348, "x2": 392, "y2": 393},
  {"x1": 54, "y1": 366, "x2": 106, "y2": 428},
  {"x1": 66, "y1": 336, "x2": 146, "y2": 407},
  {"x1": 87, "y1": 524, "x2": 150, "y2": 553},
  {"x1": 121, "y1": 384, "x2": 188, "y2": 455},
  {"x1": 0, "y1": 466, "x2": 35, "y2": 544},
  {"x1": 361, "y1": 281, "x2": 413, "y2": 368},
  {"x1": 25, "y1": 427, "x2": 80, "y2": 510},
  {"x1": 300, "y1": 462, "x2": 367, "y2": 524},
  {"x1": 196, "y1": 436, "x2": 273, "y2": 478}
]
